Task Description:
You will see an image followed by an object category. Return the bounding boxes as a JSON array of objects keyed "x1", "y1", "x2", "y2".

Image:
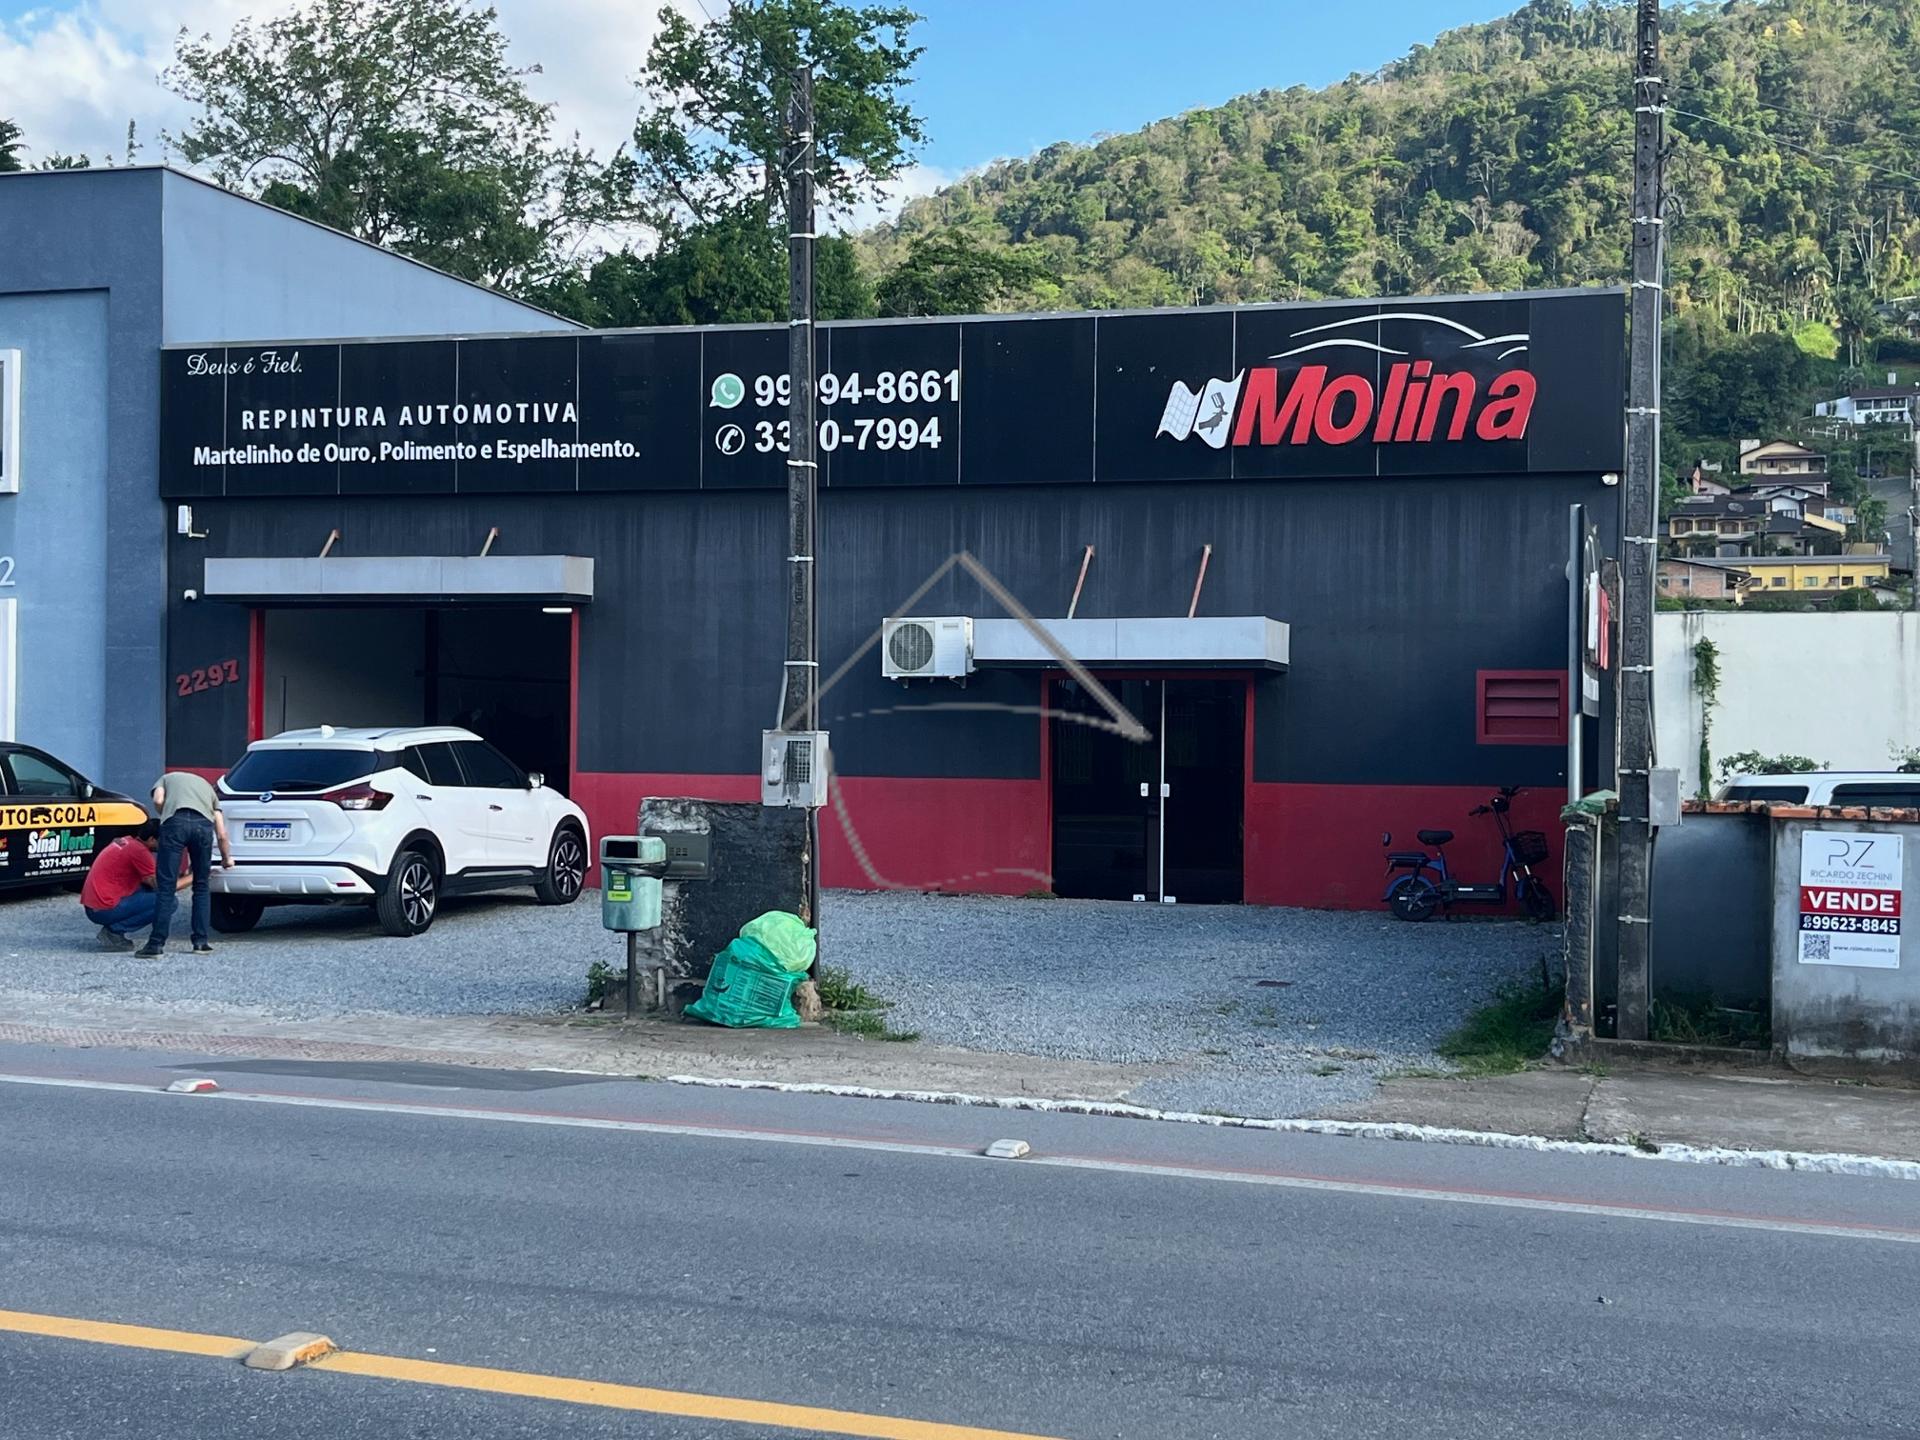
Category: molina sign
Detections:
[
  {"x1": 1799, "y1": 829, "x2": 1905, "y2": 969},
  {"x1": 160, "y1": 289, "x2": 1623, "y2": 498}
]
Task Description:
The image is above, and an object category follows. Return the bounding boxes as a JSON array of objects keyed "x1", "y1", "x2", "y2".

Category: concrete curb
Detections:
[{"x1": 662, "y1": 1074, "x2": 1920, "y2": 1182}]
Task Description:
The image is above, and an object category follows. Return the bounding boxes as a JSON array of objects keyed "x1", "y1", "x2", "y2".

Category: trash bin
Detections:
[{"x1": 600, "y1": 835, "x2": 665, "y2": 932}]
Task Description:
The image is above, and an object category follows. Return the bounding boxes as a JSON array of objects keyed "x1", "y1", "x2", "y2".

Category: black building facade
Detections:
[{"x1": 160, "y1": 290, "x2": 1623, "y2": 907}]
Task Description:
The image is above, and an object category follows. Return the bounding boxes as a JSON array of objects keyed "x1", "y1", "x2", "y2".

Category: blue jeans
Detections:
[
  {"x1": 150, "y1": 812, "x2": 215, "y2": 947},
  {"x1": 86, "y1": 889, "x2": 158, "y2": 937}
]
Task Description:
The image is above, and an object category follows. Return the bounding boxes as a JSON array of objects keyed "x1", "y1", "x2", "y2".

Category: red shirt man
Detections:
[
  {"x1": 81, "y1": 834, "x2": 156, "y2": 912},
  {"x1": 81, "y1": 824, "x2": 182, "y2": 950}
]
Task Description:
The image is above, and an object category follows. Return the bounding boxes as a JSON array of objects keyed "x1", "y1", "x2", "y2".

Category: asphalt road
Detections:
[{"x1": 1, "y1": 1041, "x2": 1917, "y2": 1439}]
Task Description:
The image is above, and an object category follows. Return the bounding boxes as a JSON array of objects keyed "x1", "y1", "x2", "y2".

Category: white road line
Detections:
[{"x1": 2, "y1": 1070, "x2": 1917, "y2": 1246}]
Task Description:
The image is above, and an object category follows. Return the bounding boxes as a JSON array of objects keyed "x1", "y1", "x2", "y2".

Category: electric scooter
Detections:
[{"x1": 1381, "y1": 785, "x2": 1555, "y2": 921}]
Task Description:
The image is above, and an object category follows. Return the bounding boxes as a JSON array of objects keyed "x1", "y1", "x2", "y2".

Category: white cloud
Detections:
[
  {"x1": 825, "y1": 162, "x2": 956, "y2": 234},
  {"x1": 0, "y1": 0, "x2": 702, "y2": 168}
]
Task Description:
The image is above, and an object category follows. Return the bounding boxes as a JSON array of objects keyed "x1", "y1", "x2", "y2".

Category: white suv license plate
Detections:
[{"x1": 243, "y1": 822, "x2": 292, "y2": 842}]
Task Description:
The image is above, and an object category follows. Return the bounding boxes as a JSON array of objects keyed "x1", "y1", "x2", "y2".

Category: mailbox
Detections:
[{"x1": 600, "y1": 835, "x2": 666, "y2": 932}]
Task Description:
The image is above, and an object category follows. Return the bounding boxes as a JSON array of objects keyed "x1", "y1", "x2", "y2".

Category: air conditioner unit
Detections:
[{"x1": 881, "y1": 616, "x2": 973, "y2": 680}]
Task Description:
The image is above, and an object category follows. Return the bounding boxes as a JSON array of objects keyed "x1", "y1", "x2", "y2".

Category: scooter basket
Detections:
[{"x1": 1510, "y1": 830, "x2": 1551, "y2": 866}]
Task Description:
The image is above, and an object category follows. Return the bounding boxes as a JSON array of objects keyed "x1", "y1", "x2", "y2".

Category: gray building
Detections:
[{"x1": 0, "y1": 166, "x2": 568, "y2": 794}]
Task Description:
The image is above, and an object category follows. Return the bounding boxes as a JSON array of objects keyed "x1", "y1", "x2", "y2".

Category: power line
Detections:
[{"x1": 1668, "y1": 106, "x2": 1920, "y2": 189}]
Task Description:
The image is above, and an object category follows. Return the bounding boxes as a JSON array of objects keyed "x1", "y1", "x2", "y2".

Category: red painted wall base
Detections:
[
  {"x1": 169, "y1": 765, "x2": 1560, "y2": 913},
  {"x1": 1245, "y1": 782, "x2": 1564, "y2": 911},
  {"x1": 572, "y1": 771, "x2": 1048, "y2": 896}
]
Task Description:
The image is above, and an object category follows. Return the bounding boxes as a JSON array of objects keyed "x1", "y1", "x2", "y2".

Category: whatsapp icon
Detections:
[{"x1": 709, "y1": 373, "x2": 745, "y2": 409}]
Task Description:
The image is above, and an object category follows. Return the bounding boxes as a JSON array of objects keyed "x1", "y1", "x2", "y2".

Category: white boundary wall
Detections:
[{"x1": 1655, "y1": 611, "x2": 1920, "y2": 795}]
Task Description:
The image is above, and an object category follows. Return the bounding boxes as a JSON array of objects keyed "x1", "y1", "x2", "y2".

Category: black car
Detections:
[{"x1": 0, "y1": 743, "x2": 150, "y2": 889}]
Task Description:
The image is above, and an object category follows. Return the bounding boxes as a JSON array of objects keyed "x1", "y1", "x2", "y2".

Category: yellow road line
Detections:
[
  {"x1": 0, "y1": 1306, "x2": 1064, "y2": 1440},
  {"x1": 0, "y1": 1308, "x2": 253, "y2": 1360}
]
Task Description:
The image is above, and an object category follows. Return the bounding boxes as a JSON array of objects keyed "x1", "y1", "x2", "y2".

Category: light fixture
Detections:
[
  {"x1": 1600, "y1": 472, "x2": 1621, "y2": 487},
  {"x1": 542, "y1": 605, "x2": 573, "y2": 615}
]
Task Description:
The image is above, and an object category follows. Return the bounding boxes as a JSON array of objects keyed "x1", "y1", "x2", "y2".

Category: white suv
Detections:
[{"x1": 210, "y1": 726, "x2": 591, "y2": 936}]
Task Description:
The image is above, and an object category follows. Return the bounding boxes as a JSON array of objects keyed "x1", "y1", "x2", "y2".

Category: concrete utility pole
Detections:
[
  {"x1": 783, "y1": 64, "x2": 822, "y2": 932},
  {"x1": 1616, "y1": 0, "x2": 1665, "y2": 1041}
]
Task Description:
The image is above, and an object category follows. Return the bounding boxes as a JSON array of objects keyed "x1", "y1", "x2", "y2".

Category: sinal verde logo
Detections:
[{"x1": 710, "y1": 373, "x2": 745, "y2": 409}]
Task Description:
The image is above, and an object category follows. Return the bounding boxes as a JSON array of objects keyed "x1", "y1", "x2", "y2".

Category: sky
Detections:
[{"x1": 0, "y1": 0, "x2": 1519, "y2": 222}]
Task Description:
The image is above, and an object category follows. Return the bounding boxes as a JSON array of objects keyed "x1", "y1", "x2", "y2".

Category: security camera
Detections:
[
  {"x1": 1601, "y1": 472, "x2": 1621, "y2": 487},
  {"x1": 183, "y1": 588, "x2": 198, "y2": 602}
]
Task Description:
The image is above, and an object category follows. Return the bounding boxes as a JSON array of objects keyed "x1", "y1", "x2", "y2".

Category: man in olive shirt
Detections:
[{"x1": 135, "y1": 772, "x2": 235, "y2": 958}]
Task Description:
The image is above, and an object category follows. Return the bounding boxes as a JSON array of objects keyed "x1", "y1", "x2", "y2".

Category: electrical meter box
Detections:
[
  {"x1": 761, "y1": 730, "x2": 831, "y2": 808},
  {"x1": 600, "y1": 835, "x2": 666, "y2": 932}
]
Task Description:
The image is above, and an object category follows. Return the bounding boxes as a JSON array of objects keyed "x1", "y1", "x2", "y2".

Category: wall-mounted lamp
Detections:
[{"x1": 1600, "y1": 472, "x2": 1621, "y2": 487}]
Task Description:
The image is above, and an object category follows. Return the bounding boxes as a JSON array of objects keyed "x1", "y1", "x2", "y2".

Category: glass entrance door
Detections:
[{"x1": 1049, "y1": 677, "x2": 1246, "y2": 903}]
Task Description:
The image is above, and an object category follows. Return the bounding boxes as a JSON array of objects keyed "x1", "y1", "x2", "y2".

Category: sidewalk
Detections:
[
  {"x1": 1, "y1": 993, "x2": 1914, "y2": 1165},
  {"x1": 1324, "y1": 1067, "x2": 1920, "y2": 1163},
  {"x1": 0, "y1": 993, "x2": 1154, "y2": 1101}
]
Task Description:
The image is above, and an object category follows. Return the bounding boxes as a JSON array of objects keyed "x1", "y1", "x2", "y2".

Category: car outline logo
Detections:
[{"x1": 260, "y1": 791, "x2": 275, "y2": 803}]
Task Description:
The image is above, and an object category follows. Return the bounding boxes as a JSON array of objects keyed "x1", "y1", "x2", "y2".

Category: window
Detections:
[
  {"x1": 1723, "y1": 783, "x2": 1809, "y2": 803},
  {"x1": 1842, "y1": 576, "x2": 1856, "y2": 587},
  {"x1": 225, "y1": 747, "x2": 382, "y2": 793},
  {"x1": 6, "y1": 749, "x2": 79, "y2": 797},
  {"x1": 1772, "y1": 576, "x2": 1787, "y2": 587},
  {"x1": 452, "y1": 741, "x2": 523, "y2": 789},
  {"x1": 402, "y1": 742, "x2": 464, "y2": 788},
  {"x1": 1803, "y1": 577, "x2": 1818, "y2": 588},
  {"x1": 1680, "y1": 575, "x2": 1692, "y2": 590},
  {"x1": 1476, "y1": 670, "x2": 1567, "y2": 746},
  {"x1": 1829, "y1": 784, "x2": 1920, "y2": 808}
]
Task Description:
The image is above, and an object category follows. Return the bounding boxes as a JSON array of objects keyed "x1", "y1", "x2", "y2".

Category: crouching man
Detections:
[{"x1": 80, "y1": 819, "x2": 189, "y2": 950}]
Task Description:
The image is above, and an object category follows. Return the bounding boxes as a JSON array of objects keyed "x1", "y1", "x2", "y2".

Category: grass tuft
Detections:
[
  {"x1": 1435, "y1": 976, "x2": 1561, "y2": 1076},
  {"x1": 815, "y1": 965, "x2": 885, "y2": 1013},
  {"x1": 823, "y1": 1009, "x2": 919, "y2": 1043}
]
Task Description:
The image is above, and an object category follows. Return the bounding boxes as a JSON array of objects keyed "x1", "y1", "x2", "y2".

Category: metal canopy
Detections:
[
  {"x1": 972, "y1": 616, "x2": 1289, "y2": 670},
  {"x1": 203, "y1": 555, "x2": 594, "y2": 605}
]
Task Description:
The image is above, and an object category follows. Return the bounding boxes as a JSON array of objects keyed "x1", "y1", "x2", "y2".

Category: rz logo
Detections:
[{"x1": 1826, "y1": 838, "x2": 1879, "y2": 868}]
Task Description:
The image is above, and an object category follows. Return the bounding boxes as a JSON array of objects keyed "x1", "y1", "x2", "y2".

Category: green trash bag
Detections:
[
  {"x1": 685, "y1": 936, "x2": 802, "y2": 1029},
  {"x1": 739, "y1": 911, "x2": 817, "y2": 974}
]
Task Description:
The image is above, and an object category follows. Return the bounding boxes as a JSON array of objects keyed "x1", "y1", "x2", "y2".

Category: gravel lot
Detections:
[
  {"x1": 823, "y1": 891, "x2": 1561, "y2": 1118},
  {"x1": 0, "y1": 888, "x2": 605, "y2": 1020},
  {"x1": 0, "y1": 884, "x2": 1557, "y2": 1118}
]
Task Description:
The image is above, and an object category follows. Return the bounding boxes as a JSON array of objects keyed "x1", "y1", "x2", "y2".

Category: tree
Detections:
[
  {"x1": 0, "y1": 119, "x2": 22, "y2": 173},
  {"x1": 163, "y1": 0, "x2": 633, "y2": 292},
  {"x1": 874, "y1": 230, "x2": 1045, "y2": 317},
  {"x1": 526, "y1": 206, "x2": 872, "y2": 327},
  {"x1": 632, "y1": 0, "x2": 924, "y2": 227}
]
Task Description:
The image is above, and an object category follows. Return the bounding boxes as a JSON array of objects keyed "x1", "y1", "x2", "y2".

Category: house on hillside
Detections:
[
  {"x1": 1813, "y1": 378, "x2": 1920, "y2": 428},
  {"x1": 1726, "y1": 553, "x2": 1891, "y2": 596},
  {"x1": 1738, "y1": 439, "x2": 1828, "y2": 479},
  {"x1": 1657, "y1": 556, "x2": 1751, "y2": 604},
  {"x1": 1667, "y1": 488, "x2": 1849, "y2": 558},
  {"x1": 1666, "y1": 493, "x2": 1767, "y2": 555},
  {"x1": 1685, "y1": 459, "x2": 1731, "y2": 496}
]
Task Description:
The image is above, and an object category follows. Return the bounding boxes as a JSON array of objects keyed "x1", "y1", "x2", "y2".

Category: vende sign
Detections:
[{"x1": 1798, "y1": 830, "x2": 1905, "y2": 969}]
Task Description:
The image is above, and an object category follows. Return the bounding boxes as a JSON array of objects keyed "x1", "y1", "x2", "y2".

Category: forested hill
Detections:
[{"x1": 862, "y1": 0, "x2": 1920, "y2": 347}]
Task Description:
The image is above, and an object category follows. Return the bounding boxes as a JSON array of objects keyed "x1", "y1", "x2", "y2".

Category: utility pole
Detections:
[
  {"x1": 1616, "y1": 0, "x2": 1665, "y2": 1041},
  {"x1": 782, "y1": 64, "x2": 822, "y2": 933}
]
